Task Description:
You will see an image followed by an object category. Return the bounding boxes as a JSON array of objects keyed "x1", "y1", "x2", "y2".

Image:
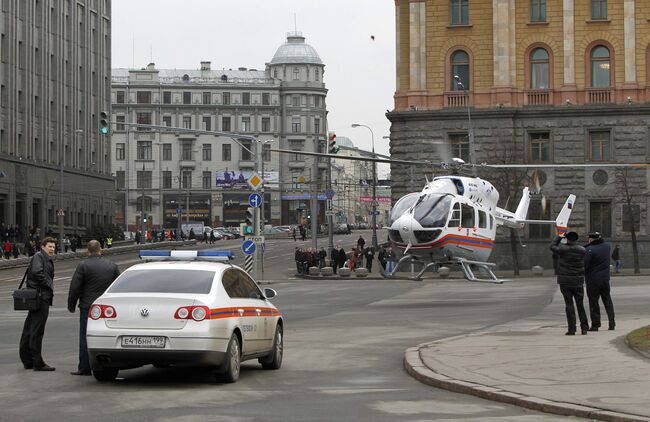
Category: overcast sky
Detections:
[{"x1": 112, "y1": 0, "x2": 395, "y2": 178}]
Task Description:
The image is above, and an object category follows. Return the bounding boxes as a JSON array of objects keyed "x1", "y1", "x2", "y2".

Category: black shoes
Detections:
[
  {"x1": 589, "y1": 327, "x2": 599, "y2": 332},
  {"x1": 33, "y1": 364, "x2": 56, "y2": 371},
  {"x1": 23, "y1": 363, "x2": 33, "y2": 370},
  {"x1": 565, "y1": 331, "x2": 575, "y2": 336},
  {"x1": 70, "y1": 370, "x2": 91, "y2": 376},
  {"x1": 609, "y1": 325, "x2": 616, "y2": 331},
  {"x1": 581, "y1": 329, "x2": 588, "y2": 335}
]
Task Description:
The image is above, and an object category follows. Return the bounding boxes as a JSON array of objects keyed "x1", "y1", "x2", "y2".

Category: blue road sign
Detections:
[
  {"x1": 242, "y1": 239, "x2": 256, "y2": 255},
  {"x1": 176, "y1": 208, "x2": 182, "y2": 215},
  {"x1": 370, "y1": 210, "x2": 381, "y2": 215},
  {"x1": 325, "y1": 189, "x2": 335, "y2": 199},
  {"x1": 248, "y1": 193, "x2": 263, "y2": 208}
]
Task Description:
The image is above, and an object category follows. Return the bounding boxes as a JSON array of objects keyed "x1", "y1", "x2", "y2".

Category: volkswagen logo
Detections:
[{"x1": 140, "y1": 308, "x2": 150, "y2": 317}]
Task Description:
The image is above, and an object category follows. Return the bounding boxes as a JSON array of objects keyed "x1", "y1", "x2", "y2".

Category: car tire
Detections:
[
  {"x1": 93, "y1": 367, "x2": 118, "y2": 382},
  {"x1": 259, "y1": 324, "x2": 283, "y2": 370},
  {"x1": 220, "y1": 333, "x2": 241, "y2": 383}
]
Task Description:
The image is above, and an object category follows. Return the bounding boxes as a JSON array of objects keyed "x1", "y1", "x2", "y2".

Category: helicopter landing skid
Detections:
[
  {"x1": 383, "y1": 254, "x2": 421, "y2": 279},
  {"x1": 457, "y1": 259, "x2": 505, "y2": 284}
]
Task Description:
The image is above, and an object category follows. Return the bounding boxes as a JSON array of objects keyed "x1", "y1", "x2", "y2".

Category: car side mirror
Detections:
[{"x1": 263, "y1": 288, "x2": 277, "y2": 299}]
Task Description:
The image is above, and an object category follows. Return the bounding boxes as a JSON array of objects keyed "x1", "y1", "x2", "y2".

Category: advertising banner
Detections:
[{"x1": 215, "y1": 170, "x2": 278, "y2": 188}]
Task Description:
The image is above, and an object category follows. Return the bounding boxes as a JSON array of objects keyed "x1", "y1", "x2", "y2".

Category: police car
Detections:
[{"x1": 86, "y1": 250, "x2": 283, "y2": 383}]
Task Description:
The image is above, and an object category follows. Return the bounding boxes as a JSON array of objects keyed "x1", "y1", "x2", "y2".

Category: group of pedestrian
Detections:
[
  {"x1": 294, "y1": 247, "x2": 327, "y2": 273},
  {"x1": 550, "y1": 231, "x2": 616, "y2": 336},
  {"x1": 19, "y1": 237, "x2": 120, "y2": 374}
]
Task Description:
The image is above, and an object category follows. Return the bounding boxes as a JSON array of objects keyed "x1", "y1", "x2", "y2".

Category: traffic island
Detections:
[{"x1": 626, "y1": 326, "x2": 650, "y2": 359}]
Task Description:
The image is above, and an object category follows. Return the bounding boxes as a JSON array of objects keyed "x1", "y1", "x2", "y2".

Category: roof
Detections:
[
  {"x1": 269, "y1": 32, "x2": 323, "y2": 65},
  {"x1": 111, "y1": 68, "x2": 276, "y2": 86}
]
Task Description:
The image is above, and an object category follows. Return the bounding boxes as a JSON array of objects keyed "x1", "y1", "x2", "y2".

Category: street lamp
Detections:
[
  {"x1": 351, "y1": 123, "x2": 378, "y2": 250},
  {"x1": 453, "y1": 75, "x2": 474, "y2": 169}
]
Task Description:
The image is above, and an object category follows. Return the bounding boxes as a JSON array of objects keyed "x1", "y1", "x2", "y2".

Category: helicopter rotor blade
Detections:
[
  {"x1": 268, "y1": 148, "x2": 435, "y2": 166},
  {"x1": 477, "y1": 163, "x2": 650, "y2": 169}
]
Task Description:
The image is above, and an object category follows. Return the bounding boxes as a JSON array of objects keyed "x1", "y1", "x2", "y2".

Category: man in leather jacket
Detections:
[
  {"x1": 584, "y1": 232, "x2": 615, "y2": 331},
  {"x1": 19, "y1": 237, "x2": 57, "y2": 371},
  {"x1": 550, "y1": 231, "x2": 589, "y2": 335}
]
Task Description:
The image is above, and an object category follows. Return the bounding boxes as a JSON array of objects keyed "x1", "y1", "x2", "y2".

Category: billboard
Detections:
[{"x1": 215, "y1": 170, "x2": 278, "y2": 189}]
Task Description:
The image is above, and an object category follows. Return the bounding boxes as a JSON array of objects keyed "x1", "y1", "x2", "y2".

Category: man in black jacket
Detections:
[
  {"x1": 67, "y1": 240, "x2": 120, "y2": 375},
  {"x1": 550, "y1": 231, "x2": 589, "y2": 335},
  {"x1": 584, "y1": 232, "x2": 615, "y2": 331},
  {"x1": 19, "y1": 237, "x2": 57, "y2": 371}
]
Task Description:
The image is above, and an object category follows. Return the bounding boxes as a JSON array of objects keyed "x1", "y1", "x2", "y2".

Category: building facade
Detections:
[
  {"x1": 111, "y1": 32, "x2": 328, "y2": 230},
  {"x1": 0, "y1": 0, "x2": 114, "y2": 237},
  {"x1": 389, "y1": 0, "x2": 650, "y2": 268}
]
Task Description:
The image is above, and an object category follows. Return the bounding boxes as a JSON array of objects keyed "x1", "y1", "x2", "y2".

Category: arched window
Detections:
[
  {"x1": 530, "y1": 48, "x2": 549, "y2": 89},
  {"x1": 591, "y1": 46, "x2": 610, "y2": 87},
  {"x1": 451, "y1": 50, "x2": 470, "y2": 91},
  {"x1": 293, "y1": 67, "x2": 300, "y2": 80}
]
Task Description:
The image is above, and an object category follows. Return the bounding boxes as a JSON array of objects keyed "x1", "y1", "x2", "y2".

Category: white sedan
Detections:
[{"x1": 86, "y1": 250, "x2": 283, "y2": 383}]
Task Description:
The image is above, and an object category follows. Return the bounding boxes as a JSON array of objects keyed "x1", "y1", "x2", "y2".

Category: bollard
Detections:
[
  {"x1": 532, "y1": 265, "x2": 544, "y2": 276},
  {"x1": 321, "y1": 267, "x2": 334, "y2": 276},
  {"x1": 338, "y1": 268, "x2": 351, "y2": 278},
  {"x1": 308, "y1": 266, "x2": 320, "y2": 276},
  {"x1": 355, "y1": 268, "x2": 369, "y2": 277}
]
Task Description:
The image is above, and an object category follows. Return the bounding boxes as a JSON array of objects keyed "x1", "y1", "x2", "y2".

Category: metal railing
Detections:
[{"x1": 525, "y1": 89, "x2": 551, "y2": 105}]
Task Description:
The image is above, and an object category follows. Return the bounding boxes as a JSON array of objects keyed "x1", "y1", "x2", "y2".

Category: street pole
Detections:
[
  {"x1": 351, "y1": 124, "x2": 378, "y2": 250},
  {"x1": 176, "y1": 175, "x2": 182, "y2": 240},
  {"x1": 58, "y1": 160, "x2": 64, "y2": 253},
  {"x1": 454, "y1": 75, "x2": 475, "y2": 175},
  {"x1": 310, "y1": 145, "x2": 318, "y2": 251},
  {"x1": 140, "y1": 162, "x2": 146, "y2": 244},
  {"x1": 253, "y1": 139, "x2": 261, "y2": 280}
]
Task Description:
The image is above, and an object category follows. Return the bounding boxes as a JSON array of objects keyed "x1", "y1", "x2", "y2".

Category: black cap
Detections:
[
  {"x1": 565, "y1": 231, "x2": 579, "y2": 241},
  {"x1": 588, "y1": 232, "x2": 601, "y2": 239}
]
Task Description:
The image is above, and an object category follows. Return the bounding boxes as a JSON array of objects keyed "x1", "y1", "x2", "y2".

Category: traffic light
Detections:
[
  {"x1": 328, "y1": 133, "x2": 339, "y2": 154},
  {"x1": 143, "y1": 213, "x2": 147, "y2": 223},
  {"x1": 99, "y1": 111, "x2": 109, "y2": 135},
  {"x1": 243, "y1": 207, "x2": 254, "y2": 235}
]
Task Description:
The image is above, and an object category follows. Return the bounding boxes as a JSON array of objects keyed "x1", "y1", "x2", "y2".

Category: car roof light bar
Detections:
[{"x1": 139, "y1": 250, "x2": 234, "y2": 262}]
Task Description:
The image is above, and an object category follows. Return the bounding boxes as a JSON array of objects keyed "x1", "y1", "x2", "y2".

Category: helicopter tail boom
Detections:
[{"x1": 555, "y1": 194, "x2": 576, "y2": 235}]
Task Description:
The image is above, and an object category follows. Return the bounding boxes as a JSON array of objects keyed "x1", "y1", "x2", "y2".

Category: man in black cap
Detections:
[
  {"x1": 584, "y1": 232, "x2": 615, "y2": 331},
  {"x1": 550, "y1": 231, "x2": 589, "y2": 335}
]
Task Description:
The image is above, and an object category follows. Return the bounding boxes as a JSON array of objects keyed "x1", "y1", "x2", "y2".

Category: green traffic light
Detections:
[
  {"x1": 100, "y1": 126, "x2": 109, "y2": 135},
  {"x1": 244, "y1": 226, "x2": 253, "y2": 234}
]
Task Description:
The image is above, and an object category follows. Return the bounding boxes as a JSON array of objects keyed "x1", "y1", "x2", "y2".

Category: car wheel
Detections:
[
  {"x1": 93, "y1": 367, "x2": 118, "y2": 382},
  {"x1": 220, "y1": 333, "x2": 241, "y2": 383},
  {"x1": 259, "y1": 324, "x2": 283, "y2": 370}
]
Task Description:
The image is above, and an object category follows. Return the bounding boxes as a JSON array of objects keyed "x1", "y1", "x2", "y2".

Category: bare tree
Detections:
[{"x1": 615, "y1": 168, "x2": 641, "y2": 274}]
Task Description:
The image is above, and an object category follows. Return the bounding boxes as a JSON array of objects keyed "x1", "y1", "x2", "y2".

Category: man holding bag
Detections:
[{"x1": 19, "y1": 237, "x2": 57, "y2": 371}]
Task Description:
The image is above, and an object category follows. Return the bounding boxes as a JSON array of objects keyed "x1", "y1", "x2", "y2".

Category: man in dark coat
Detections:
[
  {"x1": 336, "y1": 246, "x2": 347, "y2": 271},
  {"x1": 67, "y1": 240, "x2": 120, "y2": 375},
  {"x1": 584, "y1": 232, "x2": 616, "y2": 331},
  {"x1": 19, "y1": 237, "x2": 57, "y2": 371},
  {"x1": 550, "y1": 231, "x2": 589, "y2": 335},
  {"x1": 364, "y1": 247, "x2": 375, "y2": 273}
]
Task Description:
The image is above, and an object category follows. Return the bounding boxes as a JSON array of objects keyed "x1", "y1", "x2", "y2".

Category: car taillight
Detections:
[
  {"x1": 174, "y1": 306, "x2": 210, "y2": 321},
  {"x1": 89, "y1": 304, "x2": 117, "y2": 320}
]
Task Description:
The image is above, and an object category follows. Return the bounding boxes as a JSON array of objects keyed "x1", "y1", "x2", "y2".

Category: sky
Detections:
[{"x1": 111, "y1": 0, "x2": 395, "y2": 178}]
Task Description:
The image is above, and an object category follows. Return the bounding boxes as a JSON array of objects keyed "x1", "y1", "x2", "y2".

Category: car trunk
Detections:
[{"x1": 103, "y1": 295, "x2": 198, "y2": 330}]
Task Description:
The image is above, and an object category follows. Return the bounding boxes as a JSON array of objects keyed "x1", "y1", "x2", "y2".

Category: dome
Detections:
[{"x1": 270, "y1": 32, "x2": 322, "y2": 65}]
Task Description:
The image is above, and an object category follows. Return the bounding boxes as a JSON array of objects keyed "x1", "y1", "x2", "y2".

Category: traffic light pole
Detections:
[{"x1": 253, "y1": 140, "x2": 261, "y2": 281}]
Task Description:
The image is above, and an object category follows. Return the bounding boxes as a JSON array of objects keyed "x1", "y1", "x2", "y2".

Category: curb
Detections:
[{"x1": 404, "y1": 343, "x2": 649, "y2": 422}]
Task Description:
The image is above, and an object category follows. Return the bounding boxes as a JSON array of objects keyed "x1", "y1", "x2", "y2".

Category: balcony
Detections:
[
  {"x1": 179, "y1": 160, "x2": 195, "y2": 168},
  {"x1": 586, "y1": 88, "x2": 612, "y2": 104},
  {"x1": 239, "y1": 160, "x2": 255, "y2": 168},
  {"x1": 525, "y1": 89, "x2": 551, "y2": 106},
  {"x1": 444, "y1": 91, "x2": 469, "y2": 108}
]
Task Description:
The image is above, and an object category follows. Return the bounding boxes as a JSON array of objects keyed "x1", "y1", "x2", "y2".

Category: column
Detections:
[
  {"x1": 562, "y1": 0, "x2": 575, "y2": 86},
  {"x1": 408, "y1": 0, "x2": 426, "y2": 91},
  {"x1": 492, "y1": 0, "x2": 513, "y2": 86},
  {"x1": 623, "y1": 0, "x2": 637, "y2": 85}
]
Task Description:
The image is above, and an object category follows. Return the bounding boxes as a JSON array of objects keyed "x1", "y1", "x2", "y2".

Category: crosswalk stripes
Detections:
[{"x1": 244, "y1": 254, "x2": 253, "y2": 274}]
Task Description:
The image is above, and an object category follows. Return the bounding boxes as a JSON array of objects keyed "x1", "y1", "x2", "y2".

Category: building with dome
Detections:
[{"x1": 110, "y1": 32, "x2": 328, "y2": 230}]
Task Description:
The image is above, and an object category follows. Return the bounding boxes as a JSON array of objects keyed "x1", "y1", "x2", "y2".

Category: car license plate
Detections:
[{"x1": 121, "y1": 336, "x2": 166, "y2": 348}]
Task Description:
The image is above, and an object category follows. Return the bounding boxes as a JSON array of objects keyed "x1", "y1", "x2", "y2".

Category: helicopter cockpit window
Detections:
[
  {"x1": 449, "y1": 203, "x2": 461, "y2": 227},
  {"x1": 490, "y1": 215, "x2": 494, "y2": 230},
  {"x1": 478, "y1": 210, "x2": 487, "y2": 229},
  {"x1": 413, "y1": 194, "x2": 453, "y2": 228},
  {"x1": 461, "y1": 204, "x2": 475, "y2": 228},
  {"x1": 390, "y1": 192, "x2": 419, "y2": 224}
]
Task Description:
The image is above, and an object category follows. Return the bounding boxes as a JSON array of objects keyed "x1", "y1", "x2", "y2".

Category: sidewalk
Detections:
[{"x1": 405, "y1": 283, "x2": 650, "y2": 422}]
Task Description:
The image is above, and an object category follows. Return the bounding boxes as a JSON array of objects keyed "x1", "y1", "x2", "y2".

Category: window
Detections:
[
  {"x1": 182, "y1": 116, "x2": 191, "y2": 129},
  {"x1": 315, "y1": 68, "x2": 319, "y2": 81},
  {"x1": 202, "y1": 171, "x2": 211, "y2": 189},
  {"x1": 163, "y1": 91, "x2": 171, "y2": 104},
  {"x1": 136, "y1": 141, "x2": 152, "y2": 160},
  {"x1": 460, "y1": 204, "x2": 475, "y2": 228},
  {"x1": 223, "y1": 92, "x2": 230, "y2": 105},
  {"x1": 182, "y1": 170, "x2": 192, "y2": 189},
  {"x1": 262, "y1": 117, "x2": 271, "y2": 132},
  {"x1": 314, "y1": 118, "x2": 321, "y2": 134},
  {"x1": 162, "y1": 116, "x2": 172, "y2": 127},
  {"x1": 202, "y1": 144, "x2": 212, "y2": 161},
  {"x1": 136, "y1": 91, "x2": 151, "y2": 104},
  {"x1": 262, "y1": 93, "x2": 270, "y2": 105},
  {"x1": 289, "y1": 140, "x2": 303, "y2": 161},
  {"x1": 135, "y1": 196, "x2": 152, "y2": 212},
  {"x1": 529, "y1": 132, "x2": 550, "y2": 162},
  {"x1": 222, "y1": 116, "x2": 231, "y2": 131},
  {"x1": 116, "y1": 170, "x2": 125, "y2": 189},
  {"x1": 591, "y1": 0, "x2": 607, "y2": 20},
  {"x1": 116, "y1": 90, "x2": 125, "y2": 103},
  {"x1": 162, "y1": 171, "x2": 172, "y2": 189},
  {"x1": 162, "y1": 143, "x2": 172, "y2": 161},
  {"x1": 241, "y1": 117, "x2": 251, "y2": 132},
  {"x1": 183, "y1": 91, "x2": 191, "y2": 104},
  {"x1": 263, "y1": 143, "x2": 271, "y2": 162},
  {"x1": 115, "y1": 143, "x2": 125, "y2": 160},
  {"x1": 591, "y1": 46, "x2": 610, "y2": 87},
  {"x1": 314, "y1": 96, "x2": 322, "y2": 107},
  {"x1": 450, "y1": 0, "x2": 469, "y2": 25},
  {"x1": 451, "y1": 51, "x2": 470, "y2": 91},
  {"x1": 589, "y1": 130, "x2": 610, "y2": 161},
  {"x1": 530, "y1": 0, "x2": 546, "y2": 22},
  {"x1": 530, "y1": 48, "x2": 549, "y2": 89},
  {"x1": 241, "y1": 140, "x2": 252, "y2": 161},
  {"x1": 222, "y1": 269, "x2": 262, "y2": 299},
  {"x1": 136, "y1": 112, "x2": 152, "y2": 131},
  {"x1": 291, "y1": 117, "x2": 301, "y2": 133},
  {"x1": 242, "y1": 92, "x2": 250, "y2": 105},
  {"x1": 222, "y1": 144, "x2": 231, "y2": 161},
  {"x1": 202, "y1": 116, "x2": 211, "y2": 131},
  {"x1": 590, "y1": 201, "x2": 611, "y2": 237},
  {"x1": 136, "y1": 170, "x2": 152, "y2": 189},
  {"x1": 622, "y1": 204, "x2": 640, "y2": 232},
  {"x1": 115, "y1": 115, "x2": 125, "y2": 131},
  {"x1": 109, "y1": 269, "x2": 214, "y2": 294},
  {"x1": 449, "y1": 203, "x2": 461, "y2": 226},
  {"x1": 478, "y1": 210, "x2": 487, "y2": 229},
  {"x1": 181, "y1": 142, "x2": 192, "y2": 160},
  {"x1": 292, "y1": 96, "x2": 299, "y2": 107},
  {"x1": 202, "y1": 92, "x2": 211, "y2": 105},
  {"x1": 449, "y1": 133, "x2": 470, "y2": 161},
  {"x1": 293, "y1": 67, "x2": 300, "y2": 80},
  {"x1": 529, "y1": 199, "x2": 551, "y2": 238}
]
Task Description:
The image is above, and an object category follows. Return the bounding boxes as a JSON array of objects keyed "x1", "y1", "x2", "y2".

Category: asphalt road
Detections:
[{"x1": 0, "y1": 231, "x2": 577, "y2": 421}]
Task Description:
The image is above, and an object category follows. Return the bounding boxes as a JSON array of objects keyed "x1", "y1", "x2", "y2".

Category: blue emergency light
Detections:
[{"x1": 139, "y1": 250, "x2": 234, "y2": 262}]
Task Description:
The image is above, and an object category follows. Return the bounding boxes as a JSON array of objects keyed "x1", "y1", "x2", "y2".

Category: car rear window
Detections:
[{"x1": 108, "y1": 269, "x2": 215, "y2": 294}]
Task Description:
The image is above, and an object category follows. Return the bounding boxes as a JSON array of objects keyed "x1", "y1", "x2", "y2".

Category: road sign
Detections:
[
  {"x1": 176, "y1": 208, "x2": 181, "y2": 215},
  {"x1": 242, "y1": 239, "x2": 256, "y2": 255},
  {"x1": 325, "y1": 210, "x2": 335, "y2": 216},
  {"x1": 370, "y1": 210, "x2": 381, "y2": 216},
  {"x1": 244, "y1": 255, "x2": 254, "y2": 274},
  {"x1": 56, "y1": 209, "x2": 65, "y2": 217},
  {"x1": 325, "y1": 189, "x2": 335, "y2": 199},
  {"x1": 247, "y1": 173, "x2": 263, "y2": 190},
  {"x1": 247, "y1": 236, "x2": 265, "y2": 244},
  {"x1": 248, "y1": 193, "x2": 262, "y2": 208}
]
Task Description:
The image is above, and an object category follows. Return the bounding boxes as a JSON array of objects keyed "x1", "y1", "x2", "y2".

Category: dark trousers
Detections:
[
  {"x1": 19, "y1": 300, "x2": 50, "y2": 367},
  {"x1": 366, "y1": 259, "x2": 373, "y2": 273},
  {"x1": 560, "y1": 285, "x2": 589, "y2": 333},
  {"x1": 586, "y1": 281, "x2": 615, "y2": 328},
  {"x1": 331, "y1": 261, "x2": 338, "y2": 274},
  {"x1": 78, "y1": 307, "x2": 91, "y2": 372}
]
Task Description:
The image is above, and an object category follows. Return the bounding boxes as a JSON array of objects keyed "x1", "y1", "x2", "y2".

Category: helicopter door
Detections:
[{"x1": 449, "y1": 203, "x2": 461, "y2": 227}]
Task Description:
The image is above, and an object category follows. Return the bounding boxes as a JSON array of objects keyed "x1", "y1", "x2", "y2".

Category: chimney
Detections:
[
  {"x1": 146, "y1": 62, "x2": 155, "y2": 70},
  {"x1": 200, "y1": 61, "x2": 211, "y2": 71}
]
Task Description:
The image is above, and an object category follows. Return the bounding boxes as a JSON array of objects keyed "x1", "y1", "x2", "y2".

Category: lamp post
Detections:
[
  {"x1": 453, "y1": 75, "x2": 474, "y2": 171},
  {"x1": 351, "y1": 123, "x2": 377, "y2": 250}
]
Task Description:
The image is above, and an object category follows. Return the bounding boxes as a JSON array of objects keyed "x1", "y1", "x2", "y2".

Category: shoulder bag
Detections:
[{"x1": 12, "y1": 259, "x2": 40, "y2": 311}]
